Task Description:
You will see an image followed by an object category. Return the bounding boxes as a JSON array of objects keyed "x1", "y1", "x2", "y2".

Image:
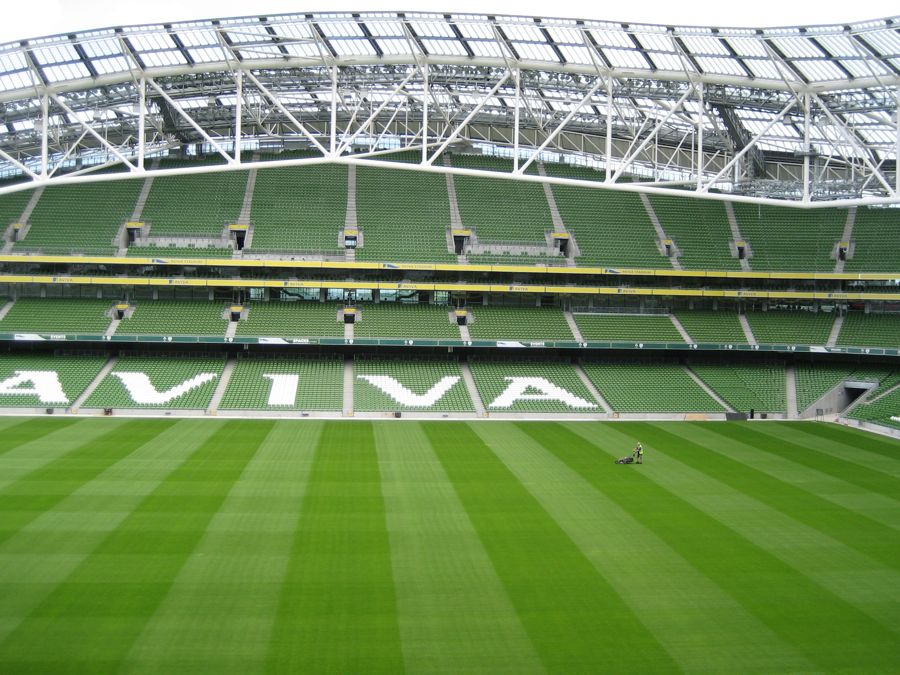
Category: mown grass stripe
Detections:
[
  {"x1": 120, "y1": 421, "x2": 324, "y2": 675},
  {"x1": 0, "y1": 420, "x2": 224, "y2": 648},
  {"x1": 708, "y1": 423, "x2": 900, "y2": 499},
  {"x1": 0, "y1": 417, "x2": 81, "y2": 456},
  {"x1": 675, "y1": 422, "x2": 900, "y2": 532},
  {"x1": 0, "y1": 420, "x2": 274, "y2": 674},
  {"x1": 427, "y1": 422, "x2": 678, "y2": 673},
  {"x1": 264, "y1": 421, "x2": 403, "y2": 674},
  {"x1": 789, "y1": 421, "x2": 900, "y2": 460},
  {"x1": 0, "y1": 419, "x2": 177, "y2": 546},
  {"x1": 375, "y1": 422, "x2": 544, "y2": 675},
  {"x1": 558, "y1": 421, "x2": 900, "y2": 672},
  {"x1": 475, "y1": 422, "x2": 813, "y2": 674},
  {"x1": 641, "y1": 423, "x2": 900, "y2": 571},
  {"x1": 750, "y1": 422, "x2": 900, "y2": 479}
]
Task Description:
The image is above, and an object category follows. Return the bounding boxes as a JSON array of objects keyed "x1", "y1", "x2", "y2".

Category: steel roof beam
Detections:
[
  {"x1": 165, "y1": 25, "x2": 195, "y2": 66},
  {"x1": 444, "y1": 16, "x2": 473, "y2": 58},
  {"x1": 535, "y1": 18, "x2": 566, "y2": 65},
  {"x1": 622, "y1": 26, "x2": 657, "y2": 72}
]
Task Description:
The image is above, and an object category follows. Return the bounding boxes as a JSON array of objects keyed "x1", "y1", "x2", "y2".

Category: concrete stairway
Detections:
[
  {"x1": 669, "y1": 314, "x2": 693, "y2": 343},
  {"x1": 785, "y1": 366, "x2": 799, "y2": 418},
  {"x1": 564, "y1": 310, "x2": 584, "y2": 342},
  {"x1": 640, "y1": 193, "x2": 681, "y2": 270},
  {"x1": 724, "y1": 202, "x2": 751, "y2": 271},
  {"x1": 834, "y1": 208, "x2": 856, "y2": 273},
  {"x1": 71, "y1": 356, "x2": 118, "y2": 411},
  {"x1": 684, "y1": 366, "x2": 734, "y2": 412},
  {"x1": 459, "y1": 359, "x2": 486, "y2": 415},
  {"x1": 738, "y1": 314, "x2": 757, "y2": 345},
  {"x1": 574, "y1": 364, "x2": 613, "y2": 414},
  {"x1": 826, "y1": 314, "x2": 845, "y2": 348},
  {"x1": 207, "y1": 357, "x2": 236, "y2": 414},
  {"x1": 343, "y1": 357, "x2": 354, "y2": 416}
]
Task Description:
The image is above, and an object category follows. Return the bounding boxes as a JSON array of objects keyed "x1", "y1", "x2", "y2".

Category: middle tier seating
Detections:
[
  {"x1": 236, "y1": 302, "x2": 343, "y2": 338},
  {"x1": 836, "y1": 312, "x2": 900, "y2": 348},
  {"x1": 674, "y1": 310, "x2": 747, "y2": 343},
  {"x1": 353, "y1": 303, "x2": 459, "y2": 340},
  {"x1": 118, "y1": 301, "x2": 229, "y2": 336},
  {"x1": 0, "y1": 298, "x2": 112, "y2": 333},
  {"x1": 573, "y1": 314, "x2": 683, "y2": 342},
  {"x1": 745, "y1": 310, "x2": 835, "y2": 345},
  {"x1": 467, "y1": 306, "x2": 575, "y2": 341}
]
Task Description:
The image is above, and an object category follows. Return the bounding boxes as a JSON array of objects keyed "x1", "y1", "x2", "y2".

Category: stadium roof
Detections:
[{"x1": 0, "y1": 11, "x2": 897, "y2": 205}]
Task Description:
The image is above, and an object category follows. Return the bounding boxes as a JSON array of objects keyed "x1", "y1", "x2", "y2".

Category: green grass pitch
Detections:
[{"x1": 0, "y1": 417, "x2": 898, "y2": 673}]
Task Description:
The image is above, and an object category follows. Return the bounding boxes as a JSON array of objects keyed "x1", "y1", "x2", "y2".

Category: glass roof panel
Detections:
[
  {"x1": 318, "y1": 21, "x2": 364, "y2": 38},
  {"x1": 175, "y1": 29, "x2": 219, "y2": 47},
  {"x1": 558, "y1": 45, "x2": 592, "y2": 65},
  {"x1": 43, "y1": 63, "x2": 90, "y2": 82},
  {"x1": 32, "y1": 44, "x2": 80, "y2": 64},
  {"x1": 129, "y1": 33, "x2": 177, "y2": 51},
  {"x1": 794, "y1": 59, "x2": 848, "y2": 81},
  {"x1": 840, "y1": 58, "x2": 889, "y2": 78},
  {"x1": 502, "y1": 24, "x2": 544, "y2": 42},
  {"x1": 410, "y1": 21, "x2": 455, "y2": 38},
  {"x1": 140, "y1": 49, "x2": 188, "y2": 67},
  {"x1": 189, "y1": 47, "x2": 228, "y2": 63},
  {"x1": 80, "y1": 38, "x2": 123, "y2": 58},
  {"x1": 469, "y1": 41, "x2": 503, "y2": 58},
  {"x1": 814, "y1": 35, "x2": 860, "y2": 58},
  {"x1": 546, "y1": 27, "x2": 582, "y2": 44},
  {"x1": 270, "y1": 23, "x2": 315, "y2": 39},
  {"x1": 650, "y1": 53, "x2": 686, "y2": 71},
  {"x1": 745, "y1": 59, "x2": 781, "y2": 79},
  {"x1": 377, "y1": 39, "x2": 409, "y2": 56},
  {"x1": 364, "y1": 21, "x2": 403, "y2": 37},
  {"x1": 695, "y1": 56, "x2": 746, "y2": 76},
  {"x1": 588, "y1": 29, "x2": 633, "y2": 50},
  {"x1": 604, "y1": 48, "x2": 649, "y2": 69},
  {"x1": 457, "y1": 22, "x2": 492, "y2": 40},
  {"x1": 0, "y1": 72, "x2": 35, "y2": 91},
  {"x1": 726, "y1": 36, "x2": 768, "y2": 58},
  {"x1": 281, "y1": 43, "x2": 321, "y2": 58},
  {"x1": 680, "y1": 35, "x2": 729, "y2": 56},
  {"x1": 770, "y1": 36, "x2": 824, "y2": 58},
  {"x1": 515, "y1": 42, "x2": 558, "y2": 62},
  {"x1": 0, "y1": 52, "x2": 28, "y2": 71},
  {"x1": 638, "y1": 33, "x2": 672, "y2": 52},
  {"x1": 92, "y1": 56, "x2": 131, "y2": 75},
  {"x1": 421, "y1": 39, "x2": 467, "y2": 56}
]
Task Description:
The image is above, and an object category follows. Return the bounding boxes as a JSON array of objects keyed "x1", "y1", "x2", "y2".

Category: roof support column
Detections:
[
  {"x1": 802, "y1": 93, "x2": 810, "y2": 203},
  {"x1": 0, "y1": 147, "x2": 37, "y2": 180},
  {"x1": 330, "y1": 64, "x2": 338, "y2": 156},
  {"x1": 421, "y1": 63, "x2": 428, "y2": 164},
  {"x1": 138, "y1": 76, "x2": 146, "y2": 171},
  {"x1": 605, "y1": 74, "x2": 613, "y2": 182},
  {"x1": 513, "y1": 68, "x2": 520, "y2": 172},
  {"x1": 234, "y1": 69, "x2": 242, "y2": 164},
  {"x1": 41, "y1": 93, "x2": 48, "y2": 178}
]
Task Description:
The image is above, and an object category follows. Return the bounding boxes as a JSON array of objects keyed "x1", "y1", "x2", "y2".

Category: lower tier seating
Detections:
[
  {"x1": 573, "y1": 314, "x2": 683, "y2": 342},
  {"x1": 582, "y1": 361, "x2": 724, "y2": 412},
  {"x1": 220, "y1": 357, "x2": 343, "y2": 410},
  {"x1": 354, "y1": 356, "x2": 473, "y2": 411},
  {"x1": 0, "y1": 353, "x2": 108, "y2": 406},
  {"x1": 84, "y1": 355, "x2": 225, "y2": 409},
  {"x1": 690, "y1": 363, "x2": 786, "y2": 413},
  {"x1": 0, "y1": 298, "x2": 113, "y2": 334},
  {"x1": 849, "y1": 387, "x2": 900, "y2": 430},
  {"x1": 467, "y1": 306, "x2": 574, "y2": 341},
  {"x1": 794, "y1": 365, "x2": 894, "y2": 413},
  {"x1": 469, "y1": 360, "x2": 598, "y2": 413}
]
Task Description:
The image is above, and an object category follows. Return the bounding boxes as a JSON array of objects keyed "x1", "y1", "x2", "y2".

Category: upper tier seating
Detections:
[
  {"x1": 745, "y1": 310, "x2": 835, "y2": 345},
  {"x1": 0, "y1": 353, "x2": 107, "y2": 407},
  {"x1": 84, "y1": 355, "x2": 225, "y2": 409},
  {"x1": 844, "y1": 207, "x2": 900, "y2": 272},
  {"x1": 582, "y1": 360, "x2": 724, "y2": 412},
  {"x1": 732, "y1": 203, "x2": 845, "y2": 271},
  {"x1": 690, "y1": 362, "x2": 786, "y2": 412},
  {"x1": 0, "y1": 298, "x2": 112, "y2": 333},
  {"x1": 353, "y1": 303, "x2": 459, "y2": 339},
  {"x1": 14, "y1": 181, "x2": 142, "y2": 255},
  {"x1": 249, "y1": 164, "x2": 346, "y2": 253},
  {"x1": 236, "y1": 302, "x2": 343, "y2": 338},
  {"x1": 836, "y1": 313, "x2": 900, "y2": 348},
  {"x1": 220, "y1": 356, "x2": 343, "y2": 410},
  {"x1": 467, "y1": 306, "x2": 575, "y2": 341},
  {"x1": 141, "y1": 172, "x2": 246, "y2": 237},
  {"x1": 452, "y1": 155, "x2": 553, "y2": 247},
  {"x1": 355, "y1": 166, "x2": 455, "y2": 262},
  {"x1": 675, "y1": 310, "x2": 747, "y2": 343},
  {"x1": 648, "y1": 195, "x2": 740, "y2": 270},
  {"x1": 0, "y1": 190, "x2": 33, "y2": 237},
  {"x1": 573, "y1": 314, "x2": 683, "y2": 342},
  {"x1": 469, "y1": 359, "x2": 599, "y2": 412},
  {"x1": 541, "y1": 162, "x2": 660, "y2": 268},
  {"x1": 118, "y1": 301, "x2": 228, "y2": 336},
  {"x1": 354, "y1": 356, "x2": 473, "y2": 411}
]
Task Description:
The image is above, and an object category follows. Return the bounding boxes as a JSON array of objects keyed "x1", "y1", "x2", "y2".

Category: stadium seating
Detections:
[
  {"x1": 794, "y1": 365, "x2": 893, "y2": 413},
  {"x1": 0, "y1": 353, "x2": 108, "y2": 406},
  {"x1": 353, "y1": 303, "x2": 459, "y2": 339},
  {"x1": 126, "y1": 245, "x2": 233, "y2": 258},
  {"x1": 235, "y1": 302, "x2": 343, "y2": 338},
  {"x1": 549, "y1": 184, "x2": 663, "y2": 267},
  {"x1": 452, "y1": 157, "x2": 554, "y2": 246},
  {"x1": 354, "y1": 356, "x2": 473, "y2": 411},
  {"x1": 249, "y1": 164, "x2": 347, "y2": 253},
  {"x1": 0, "y1": 298, "x2": 113, "y2": 333},
  {"x1": 355, "y1": 166, "x2": 456, "y2": 262},
  {"x1": 849, "y1": 387, "x2": 900, "y2": 429},
  {"x1": 648, "y1": 195, "x2": 741, "y2": 270},
  {"x1": 540, "y1": 162, "x2": 607, "y2": 182},
  {"x1": 836, "y1": 312, "x2": 900, "y2": 348},
  {"x1": 690, "y1": 363, "x2": 786, "y2": 412},
  {"x1": 745, "y1": 310, "x2": 835, "y2": 345},
  {"x1": 467, "y1": 306, "x2": 575, "y2": 341},
  {"x1": 844, "y1": 207, "x2": 900, "y2": 273},
  {"x1": 732, "y1": 203, "x2": 846, "y2": 271},
  {"x1": 573, "y1": 314, "x2": 683, "y2": 342},
  {"x1": 118, "y1": 301, "x2": 228, "y2": 336},
  {"x1": 14, "y1": 180, "x2": 142, "y2": 255},
  {"x1": 220, "y1": 357, "x2": 343, "y2": 410},
  {"x1": 84, "y1": 355, "x2": 225, "y2": 409},
  {"x1": 582, "y1": 361, "x2": 724, "y2": 412},
  {"x1": 469, "y1": 359, "x2": 598, "y2": 412},
  {"x1": 141, "y1": 171, "x2": 246, "y2": 237},
  {"x1": 675, "y1": 310, "x2": 747, "y2": 343},
  {"x1": 0, "y1": 190, "x2": 33, "y2": 236}
]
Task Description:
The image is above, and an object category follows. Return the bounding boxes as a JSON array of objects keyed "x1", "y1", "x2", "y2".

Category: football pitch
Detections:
[{"x1": 0, "y1": 417, "x2": 898, "y2": 674}]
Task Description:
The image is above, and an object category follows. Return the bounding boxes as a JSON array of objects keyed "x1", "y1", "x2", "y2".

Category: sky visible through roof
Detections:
[{"x1": 3, "y1": 0, "x2": 898, "y2": 44}]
